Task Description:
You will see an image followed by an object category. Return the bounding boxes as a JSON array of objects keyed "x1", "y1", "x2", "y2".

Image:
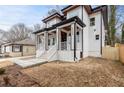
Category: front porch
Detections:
[{"x1": 36, "y1": 16, "x2": 85, "y2": 61}]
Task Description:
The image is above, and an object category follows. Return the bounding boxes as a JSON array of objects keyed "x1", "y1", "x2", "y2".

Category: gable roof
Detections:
[
  {"x1": 61, "y1": 5, "x2": 108, "y2": 30},
  {"x1": 14, "y1": 38, "x2": 35, "y2": 45},
  {"x1": 42, "y1": 12, "x2": 64, "y2": 23},
  {"x1": 2, "y1": 38, "x2": 35, "y2": 46},
  {"x1": 61, "y1": 5, "x2": 92, "y2": 14}
]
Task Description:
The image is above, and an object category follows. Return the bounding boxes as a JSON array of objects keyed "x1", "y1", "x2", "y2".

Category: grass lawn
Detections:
[{"x1": 1, "y1": 57, "x2": 124, "y2": 87}]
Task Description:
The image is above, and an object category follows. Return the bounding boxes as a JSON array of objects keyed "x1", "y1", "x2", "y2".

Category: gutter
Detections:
[
  {"x1": 100, "y1": 7, "x2": 103, "y2": 55},
  {"x1": 74, "y1": 21, "x2": 76, "y2": 61},
  {"x1": 82, "y1": 6, "x2": 84, "y2": 58}
]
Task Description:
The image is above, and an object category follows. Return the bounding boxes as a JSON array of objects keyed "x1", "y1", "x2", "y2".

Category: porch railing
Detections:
[{"x1": 61, "y1": 41, "x2": 67, "y2": 50}]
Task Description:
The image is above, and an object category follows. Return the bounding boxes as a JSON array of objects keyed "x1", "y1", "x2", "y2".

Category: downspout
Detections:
[
  {"x1": 81, "y1": 5, "x2": 84, "y2": 58},
  {"x1": 100, "y1": 7, "x2": 103, "y2": 55},
  {"x1": 74, "y1": 21, "x2": 76, "y2": 61}
]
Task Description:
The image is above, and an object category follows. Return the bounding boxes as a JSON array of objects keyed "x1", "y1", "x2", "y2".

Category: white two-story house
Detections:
[{"x1": 34, "y1": 5, "x2": 109, "y2": 62}]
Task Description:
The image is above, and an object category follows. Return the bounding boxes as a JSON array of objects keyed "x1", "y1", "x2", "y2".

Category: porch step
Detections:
[{"x1": 11, "y1": 58, "x2": 47, "y2": 68}]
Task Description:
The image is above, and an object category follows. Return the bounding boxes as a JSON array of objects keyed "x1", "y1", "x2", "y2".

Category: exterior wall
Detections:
[
  {"x1": 88, "y1": 12, "x2": 105, "y2": 57},
  {"x1": 5, "y1": 46, "x2": 12, "y2": 53},
  {"x1": 58, "y1": 51, "x2": 74, "y2": 62},
  {"x1": 83, "y1": 6, "x2": 89, "y2": 58},
  {"x1": 9, "y1": 52, "x2": 22, "y2": 57},
  {"x1": 67, "y1": 6, "x2": 82, "y2": 19},
  {"x1": 46, "y1": 18, "x2": 61, "y2": 28},
  {"x1": 1, "y1": 45, "x2": 5, "y2": 53},
  {"x1": 22, "y1": 45, "x2": 36, "y2": 56}
]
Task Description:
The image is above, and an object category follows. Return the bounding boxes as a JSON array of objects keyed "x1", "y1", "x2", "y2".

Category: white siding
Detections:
[
  {"x1": 67, "y1": 6, "x2": 82, "y2": 19},
  {"x1": 88, "y1": 12, "x2": 102, "y2": 57},
  {"x1": 46, "y1": 18, "x2": 61, "y2": 28},
  {"x1": 83, "y1": 7, "x2": 89, "y2": 58}
]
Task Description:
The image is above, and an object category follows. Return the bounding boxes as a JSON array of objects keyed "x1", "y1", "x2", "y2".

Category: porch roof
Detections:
[{"x1": 33, "y1": 16, "x2": 86, "y2": 34}]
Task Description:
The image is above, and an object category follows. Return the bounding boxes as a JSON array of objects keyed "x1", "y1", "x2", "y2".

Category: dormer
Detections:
[{"x1": 42, "y1": 12, "x2": 63, "y2": 28}]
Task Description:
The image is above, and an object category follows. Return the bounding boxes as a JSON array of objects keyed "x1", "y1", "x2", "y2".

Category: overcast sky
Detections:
[{"x1": 0, "y1": 5, "x2": 65, "y2": 31}]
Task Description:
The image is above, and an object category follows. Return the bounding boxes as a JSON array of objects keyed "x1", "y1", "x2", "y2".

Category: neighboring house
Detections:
[
  {"x1": 0, "y1": 38, "x2": 36, "y2": 57},
  {"x1": 34, "y1": 5, "x2": 109, "y2": 62}
]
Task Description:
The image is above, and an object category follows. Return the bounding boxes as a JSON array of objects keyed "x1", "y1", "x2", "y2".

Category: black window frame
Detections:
[
  {"x1": 90, "y1": 17, "x2": 95, "y2": 26},
  {"x1": 96, "y1": 35, "x2": 99, "y2": 40}
]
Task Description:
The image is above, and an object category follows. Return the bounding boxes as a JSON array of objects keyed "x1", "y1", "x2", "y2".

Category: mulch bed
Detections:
[{"x1": 0, "y1": 65, "x2": 40, "y2": 87}]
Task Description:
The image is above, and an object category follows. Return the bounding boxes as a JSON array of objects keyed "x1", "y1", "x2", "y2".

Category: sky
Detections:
[{"x1": 0, "y1": 5, "x2": 65, "y2": 31}]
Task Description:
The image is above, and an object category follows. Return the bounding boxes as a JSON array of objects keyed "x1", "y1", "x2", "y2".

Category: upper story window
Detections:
[{"x1": 90, "y1": 17, "x2": 95, "y2": 26}]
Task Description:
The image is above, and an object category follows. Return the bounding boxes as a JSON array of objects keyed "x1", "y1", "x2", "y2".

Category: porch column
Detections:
[
  {"x1": 71, "y1": 23, "x2": 75, "y2": 50},
  {"x1": 56, "y1": 28, "x2": 60, "y2": 50},
  {"x1": 35, "y1": 35, "x2": 38, "y2": 49},
  {"x1": 44, "y1": 31, "x2": 48, "y2": 50},
  {"x1": 71, "y1": 23, "x2": 77, "y2": 61}
]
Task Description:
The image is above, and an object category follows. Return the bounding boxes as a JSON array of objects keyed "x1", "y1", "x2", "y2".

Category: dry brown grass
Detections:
[
  {"x1": 0, "y1": 65, "x2": 40, "y2": 87},
  {"x1": 22, "y1": 57, "x2": 124, "y2": 87},
  {"x1": 0, "y1": 61, "x2": 14, "y2": 68}
]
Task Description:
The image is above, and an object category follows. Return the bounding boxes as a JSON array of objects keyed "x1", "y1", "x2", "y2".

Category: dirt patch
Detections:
[
  {"x1": 0, "y1": 61, "x2": 14, "y2": 68},
  {"x1": 0, "y1": 65, "x2": 40, "y2": 87},
  {"x1": 22, "y1": 57, "x2": 124, "y2": 87}
]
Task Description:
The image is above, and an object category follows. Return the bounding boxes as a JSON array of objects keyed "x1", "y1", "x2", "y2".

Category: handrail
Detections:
[{"x1": 47, "y1": 44, "x2": 57, "y2": 58}]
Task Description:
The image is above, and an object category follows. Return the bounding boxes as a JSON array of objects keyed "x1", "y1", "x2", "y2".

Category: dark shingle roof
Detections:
[{"x1": 33, "y1": 16, "x2": 86, "y2": 34}]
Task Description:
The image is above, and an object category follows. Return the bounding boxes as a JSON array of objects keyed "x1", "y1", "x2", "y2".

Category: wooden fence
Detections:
[
  {"x1": 119, "y1": 44, "x2": 124, "y2": 63},
  {"x1": 102, "y1": 44, "x2": 124, "y2": 63}
]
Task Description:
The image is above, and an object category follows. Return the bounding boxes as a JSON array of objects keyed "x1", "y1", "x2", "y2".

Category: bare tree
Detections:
[
  {"x1": 121, "y1": 24, "x2": 124, "y2": 43},
  {"x1": 107, "y1": 5, "x2": 124, "y2": 46},
  {"x1": 4, "y1": 23, "x2": 33, "y2": 43},
  {"x1": 33, "y1": 24, "x2": 42, "y2": 31},
  {"x1": 47, "y1": 5, "x2": 62, "y2": 16}
]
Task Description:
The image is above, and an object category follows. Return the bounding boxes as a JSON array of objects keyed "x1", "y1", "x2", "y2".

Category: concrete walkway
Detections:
[
  {"x1": 0, "y1": 55, "x2": 47, "y2": 68},
  {"x1": 0, "y1": 55, "x2": 35, "y2": 62},
  {"x1": 12, "y1": 58, "x2": 47, "y2": 68}
]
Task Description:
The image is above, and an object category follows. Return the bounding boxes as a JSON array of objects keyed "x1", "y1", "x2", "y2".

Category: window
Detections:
[
  {"x1": 48, "y1": 39, "x2": 50, "y2": 46},
  {"x1": 52, "y1": 38, "x2": 55, "y2": 45},
  {"x1": 76, "y1": 31, "x2": 80, "y2": 42},
  {"x1": 13, "y1": 45, "x2": 21, "y2": 52},
  {"x1": 96, "y1": 35, "x2": 99, "y2": 40},
  {"x1": 90, "y1": 17, "x2": 95, "y2": 26}
]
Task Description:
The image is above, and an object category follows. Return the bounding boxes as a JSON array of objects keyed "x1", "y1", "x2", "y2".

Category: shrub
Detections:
[{"x1": 0, "y1": 68, "x2": 5, "y2": 75}]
